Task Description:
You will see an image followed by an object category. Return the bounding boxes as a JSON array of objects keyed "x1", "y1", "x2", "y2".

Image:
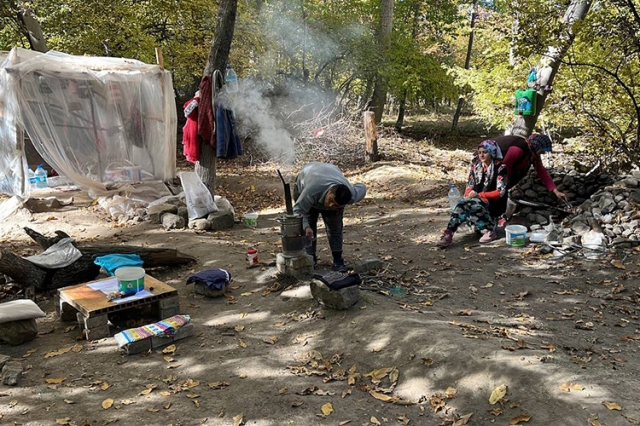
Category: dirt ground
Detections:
[{"x1": 1, "y1": 137, "x2": 640, "y2": 426}]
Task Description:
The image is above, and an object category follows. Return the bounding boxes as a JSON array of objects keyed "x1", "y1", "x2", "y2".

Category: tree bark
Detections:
[
  {"x1": 363, "y1": 111, "x2": 379, "y2": 162},
  {"x1": 370, "y1": 0, "x2": 395, "y2": 124},
  {"x1": 198, "y1": 0, "x2": 238, "y2": 191},
  {"x1": 509, "y1": 0, "x2": 592, "y2": 137},
  {"x1": 452, "y1": 1, "x2": 477, "y2": 131}
]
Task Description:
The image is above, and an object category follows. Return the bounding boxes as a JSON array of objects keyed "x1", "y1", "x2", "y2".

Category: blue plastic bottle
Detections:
[
  {"x1": 225, "y1": 65, "x2": 238, "y2": 93},
  {"x1": 35, "y1": 165, "x2": 48, "y2": 189}
]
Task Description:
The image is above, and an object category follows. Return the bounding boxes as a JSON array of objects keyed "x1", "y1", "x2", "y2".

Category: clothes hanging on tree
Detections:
[
  {"x1": 197, "y1": 76, "x2": 215, "y2": 147},
  {"x1": 215, "y1": 93, "x2": 242, "y2": 159},
  {"x1": 182, "y1": 95, "x2": 200, "y2": 163}
]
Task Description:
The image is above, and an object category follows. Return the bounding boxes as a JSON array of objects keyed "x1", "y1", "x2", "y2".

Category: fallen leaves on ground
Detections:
[
  {"x1": 602, "y1": 401, "x2": 622, "y2": 410},
  {"x1": 44, "y1": 344, "x2": 82, "y2": 358},
  {"x1": 232, "y1": 413, "x2": 244, "y2": 426},
  {"x1": 321, "y1": 402, "x2": 333, "y2": 416},
  {"x1": 101, "y1": 398, "x2": 114, "y2": 409},
  {"x1": 559, "y1": 383, "x2": 585, "y2": 391},
  {"x1": 489, "y1": 384, "x2": 507, "y2": 405},
  {"x1": 509, "y1": 414, "x2": 531, "y2": 424}
]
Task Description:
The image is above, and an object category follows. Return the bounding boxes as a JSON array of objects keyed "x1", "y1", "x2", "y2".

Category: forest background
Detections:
[{"x1": 2, "y1": 0, "x2": 640, "y2": 172}]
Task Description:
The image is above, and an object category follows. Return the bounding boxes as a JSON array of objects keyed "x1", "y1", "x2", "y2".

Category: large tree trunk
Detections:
[
  {"x1": 509, "y1": 0, "x2": 592, "y2": 137},
  {"x1": 1, "y1": 228, "x2": 196, "y2": 291},
  {"x1": 197, "y1": 0, "x2": 238, "y2": 192},
  {"x1": 452, "y1": 1, "x2": 477, "y2": 131},
  {"x1": 370, "y1": 0, "x2": 395, "y2": 124}
]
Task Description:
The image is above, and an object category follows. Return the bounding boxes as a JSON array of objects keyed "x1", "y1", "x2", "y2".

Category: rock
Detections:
[
  {"x1": 161, "y1": 213, "x2": 185, "y2": 230},
  {"x1": 193, "y1": 280, "x2": 228, "y2": 297},
  {"x1": 177, "y1": 206, "x2": 189, "y2": 222},
  {"x1": 571, "y1": 220, "x2": 591, "y2": 236},
  {"x1": 0, "y1": 354, "x2": 10, "y2": 369},
  {"x1": 207, "y1": 211, "x2": 235, "y2": 231},
  {"x1": 147, "y1": 204, "x2": 178, "y2": 224},
  {"x1": 2, "y1": 361, "x2": 23, "y2": 386},
  {"x1": 188, "y1": 218, "x2": 211, "y2": 231},
  {"x1": 622, "y1": 177, "x2": 638, "y2": 188},
  {"x1": 352, "y1": 257, "x2": 383, "y2": 274},
  {"x1": 310, "y1": 279, "x2": 360, "y2": 310},
  {"x1": 0, "y1": 319, "x2": 38, "y2": 345}
]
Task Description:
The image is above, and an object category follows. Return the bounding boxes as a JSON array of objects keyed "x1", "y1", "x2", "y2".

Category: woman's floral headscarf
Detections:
[{"x1": 478, "y1": 139, "x2": 503, "y2": 160}]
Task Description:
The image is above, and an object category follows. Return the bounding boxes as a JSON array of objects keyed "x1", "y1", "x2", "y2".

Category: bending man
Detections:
[{"x1": 293, "y1": 162, "x2": 367, "y2": 271}]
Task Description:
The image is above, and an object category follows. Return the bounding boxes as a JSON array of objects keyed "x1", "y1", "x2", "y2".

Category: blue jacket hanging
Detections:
[{"x1": 215, "y1": 94, "x2": 243, "y2": 159}]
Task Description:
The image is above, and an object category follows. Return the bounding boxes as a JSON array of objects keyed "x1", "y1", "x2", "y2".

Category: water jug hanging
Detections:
[{"x1": 225, "y1": 65, "x2": 238, "y2": 93}]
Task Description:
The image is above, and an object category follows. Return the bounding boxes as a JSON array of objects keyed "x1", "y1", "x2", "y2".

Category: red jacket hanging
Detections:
[
  {"x1": 197, "y1": 76, "x2": 215, "y2": 147},
  {"x1": 182, "y1": 96, "x2": 200, "y2": 163}
]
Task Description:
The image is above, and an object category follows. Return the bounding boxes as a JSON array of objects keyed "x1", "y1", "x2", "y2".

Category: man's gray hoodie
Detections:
[{"x1": 293, "y1": 162, "x2": 367, "y2": 230}]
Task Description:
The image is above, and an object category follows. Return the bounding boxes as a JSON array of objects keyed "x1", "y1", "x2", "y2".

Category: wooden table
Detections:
[{"x1": 57, "y1": 275, "x2": 180, "y2": 340}]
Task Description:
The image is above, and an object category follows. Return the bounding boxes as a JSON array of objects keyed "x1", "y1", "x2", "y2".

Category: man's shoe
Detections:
[
  {"x1": 437, "y1": 230, "x2": 453, "y2": 248},
  {"x1": 479, "y1": 231, "x2": 497, "y2": 243},
  {"x1": 332, "y1": 259, "x2": 350, "y2": 272}
]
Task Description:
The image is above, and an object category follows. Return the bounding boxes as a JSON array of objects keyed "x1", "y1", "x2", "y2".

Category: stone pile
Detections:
[
  {"x1": 510, "y1": 164, "x2": 614, "y2": 226},
  {"x1": 146, "y1": 195, "x2": 236, "y2": 231},
  {"x1": 567, "y1": 172, "x2": 640, "y2": 244}
]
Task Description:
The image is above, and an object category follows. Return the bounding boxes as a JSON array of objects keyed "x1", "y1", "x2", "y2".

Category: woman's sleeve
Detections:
[
  {"x1": 533, "y1": 159, "x2": 557, "y2": 191},
  {"x1": 478, "y1": 163, "x2": 509, "y2": 201}
]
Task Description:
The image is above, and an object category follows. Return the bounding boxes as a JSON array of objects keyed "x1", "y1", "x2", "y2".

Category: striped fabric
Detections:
[{"x1": 114, "y1": 315, "x2": 191, "y2": 347}]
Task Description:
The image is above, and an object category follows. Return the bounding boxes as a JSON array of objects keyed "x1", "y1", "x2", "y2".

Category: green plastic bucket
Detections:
[{"x1": 115, "y1": 267, "x2": 145, "y2": 295}]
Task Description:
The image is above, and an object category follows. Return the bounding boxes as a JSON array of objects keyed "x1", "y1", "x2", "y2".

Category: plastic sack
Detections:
[
  {"x1": 582, "y1": 230, "x2": 606, "y2": 260},
  {"x1": 178, "y1": 171, "x2": 217, "y2": 220}
]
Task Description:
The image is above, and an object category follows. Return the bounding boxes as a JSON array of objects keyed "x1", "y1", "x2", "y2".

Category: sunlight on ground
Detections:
[
  {"x1": 395, "y1": 376, "x2": 433, "y2": 401},
  {"x1": 280, "y1": 285, "x2": 312, "y2": 299},
  {"x1": 204, "y1": 310, "x2": 272, "y2": 327}
]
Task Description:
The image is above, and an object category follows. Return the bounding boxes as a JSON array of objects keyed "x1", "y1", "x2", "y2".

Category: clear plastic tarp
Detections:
[
  {"x1": 0, "y1": 47, "x2": 177, "y2": 217},
  {"x1": 0, "y1": 50, "x2": 29, "y2": 220}
]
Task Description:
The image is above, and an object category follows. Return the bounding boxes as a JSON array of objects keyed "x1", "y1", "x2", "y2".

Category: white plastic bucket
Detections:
[
  {"x1": 244, "y1": 212, "x2": 258, "y2": 228},
  {"x1": 114, "y1": 267, "x2": 145, "y2": 295},
  {"x1": 505, "y1": 225, "x2": 527, "y2": 247},
  {"x1": 120, "y1": 166, "x2": 142, "y2": 183}
]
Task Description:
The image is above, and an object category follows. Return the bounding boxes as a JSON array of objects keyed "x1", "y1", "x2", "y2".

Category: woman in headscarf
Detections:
[{"x1": 437, "y1": 140, "x2": 508, "y2": 248}]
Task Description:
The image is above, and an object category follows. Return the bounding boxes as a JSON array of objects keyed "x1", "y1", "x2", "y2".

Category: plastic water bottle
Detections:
[
  {"x1": 448, "y1": 184, "x2": 460, "y2": 211},
  {"x1": 35, "y1": 164, "x2": 48, "y2": 189},
  {"x1": 225, "y1": 65, "x2": 238, "y2": 93},
  {"x1": 28, "y1": 167, "x2": 37, "y2": 190}
]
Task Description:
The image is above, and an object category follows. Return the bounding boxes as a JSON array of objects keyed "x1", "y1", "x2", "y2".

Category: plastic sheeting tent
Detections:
[{"x1": 0, "y1": 47, "x2": 177, "y2": 219}]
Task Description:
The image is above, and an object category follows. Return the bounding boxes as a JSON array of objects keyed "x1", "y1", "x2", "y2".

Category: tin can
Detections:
[{"x1": 246, "y1": 247, "x2": 259, "y2": 267}]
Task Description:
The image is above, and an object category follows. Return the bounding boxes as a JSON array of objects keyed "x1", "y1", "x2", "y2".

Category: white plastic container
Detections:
[
  {"x1": 121, "y1": 166, "x2": 142, "y2": 183},
  {"x1": 448, "y1": 184, "x2": 460, "y2": 211},
  {"x1": 244, "y1": 212, "x2": 258, "y2": 228},
  {"x1": 114, "y1": 267, "x2": 145, "y2": 295},
  {"x1": 505, "y1": 225, "x2": 527, "y2": 246},
  {"x1": 35, "y1": 165, "x2": 48, "y2": 189},
  {"x1": 225, "y1": 65, "x2": 238, "y2": 93},
  {"x1": 104, "y1": 167, "x2": 127, "y2": 182}
]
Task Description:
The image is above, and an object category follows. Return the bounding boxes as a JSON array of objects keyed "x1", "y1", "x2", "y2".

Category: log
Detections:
[
  {"x1": 363, "y1": 111, "x2": 379, "y2": 162},
  {"x1": 0, "y1": 228, "x2": 196, "y2": 291}
]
